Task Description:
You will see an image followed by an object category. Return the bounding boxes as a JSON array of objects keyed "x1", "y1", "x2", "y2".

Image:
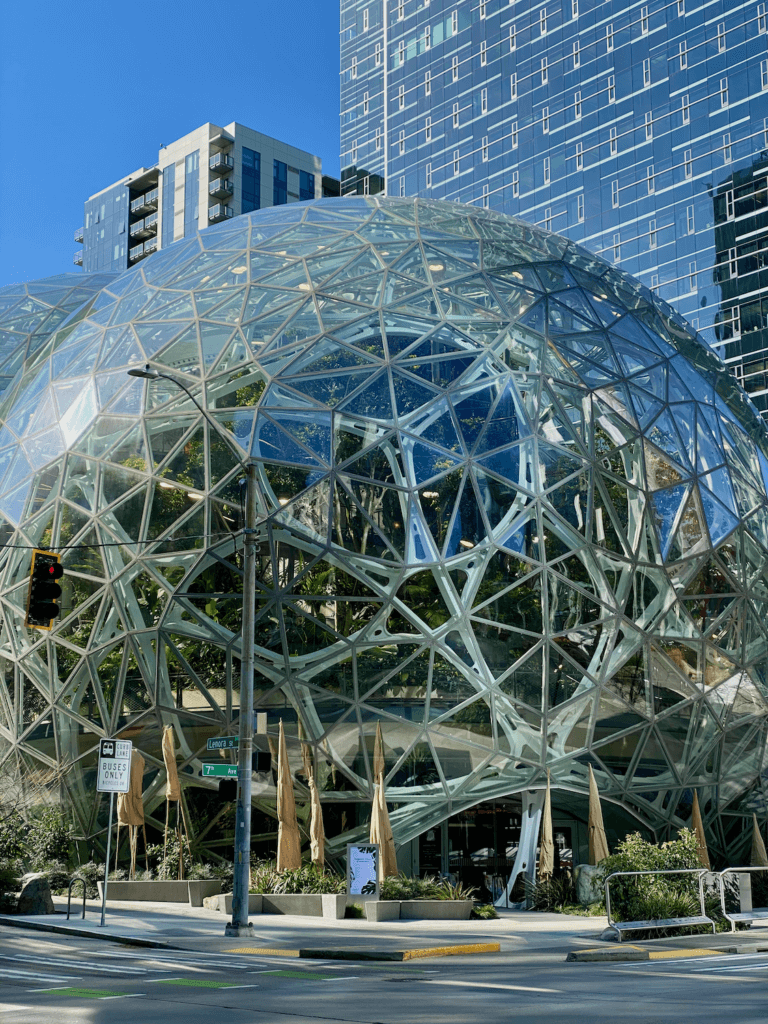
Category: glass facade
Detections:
[
  {"x1": 340, "y1": 0, "x2": 768, "y2": 416},
  {"x1": 2, "y1": 197, "x2": 768, "y2": 864},
  {"x1": 242, "y1": 147, "x2": 261, "y2": 213},
  {"x1": 184, "y1": 150, "x2": 199, "y2": 238},
  {"x1": 273, "y1": 159, "x2": 288, "y2": 205},
  {"x1": 299, "y1": 170, "x2": 316, "y2": 201},
  {"x1": 161, "y1": 163, "x2": 176, "y2": 247},
  {"x1": 82, "y1": 182, "x2": 128, "y2": 274}
]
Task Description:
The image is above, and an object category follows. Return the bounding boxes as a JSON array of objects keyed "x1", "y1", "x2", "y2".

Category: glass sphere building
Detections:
[{"x1": 2, "y1": 198, "x2": 768, "y2": 876}]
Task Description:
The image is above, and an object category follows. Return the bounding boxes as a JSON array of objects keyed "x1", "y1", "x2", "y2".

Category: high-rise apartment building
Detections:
[
  {"x1": 340, "y1": 0, "x2": 768, "y2": 415},
  {"x1": 75, "y1": 121, "x2": 334, "y2": 275}
]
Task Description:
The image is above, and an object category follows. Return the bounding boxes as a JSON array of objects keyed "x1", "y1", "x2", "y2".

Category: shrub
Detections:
[
  {"x1": 380, "y1": 873, "x2": 476, "y2": 901},
  {"x1": 28, "y1": 810, "x2": 76, "y2": 868},
  {"x1": 525, "y1": 873, "x2": 584, "y2": 913},
  {"x1": 146, "y1": 835, "x2": 192, "y2": 879},
  {"x1": 72, "y1": 861, "x2": 104, "y2": 900},
  {"x1": 0, "y1": 861, "x2": 20, "y2": 912},
  {"x1": 0, "y1": 811, "x2": 28, "y2": 862},
  {"x1": 345, "y1": 902, "x2": 365, "y2": 918},
  {"x1": 471, "y1": 903, "x2": 499, "y2": 920},
  {"x1": 37, "y1": 861, "x2": 71, "y2": 895},
  {"x1": 250, "y1": 862, "x2": 346, "y2": 895}
]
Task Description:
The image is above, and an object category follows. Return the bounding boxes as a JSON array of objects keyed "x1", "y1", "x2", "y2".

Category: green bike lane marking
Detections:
[
  {"x1": 32, "y1": 987, "x2": 145, "y2": 1000},
  {"x1": 156, "y1": 978, "x2": 257, "y2": 989}
]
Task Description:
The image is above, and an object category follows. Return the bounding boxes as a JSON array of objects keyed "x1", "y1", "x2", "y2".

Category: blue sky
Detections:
[{"x1": 0, "y1": 0, "x2": 339, "y2": 286}]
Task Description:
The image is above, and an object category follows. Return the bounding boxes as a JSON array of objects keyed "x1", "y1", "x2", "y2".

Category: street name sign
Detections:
[
  {"x1": 201, "y1": 763, "x2": 239, "y2": 778},
  {"x1": 97, "y1": 738, "x2": 132, "y2": 793},
  {"x1": 206, "y1": 736, "x2": 239, "y2": 750}
]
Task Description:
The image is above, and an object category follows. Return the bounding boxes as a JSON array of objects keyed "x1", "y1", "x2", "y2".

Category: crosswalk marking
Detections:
[
  {"x1": 0, "y1": 969, "x2": 76, "y2": 984},
  {"x1": 0, "y1": 954, "x2": 161, "y2": 977}
]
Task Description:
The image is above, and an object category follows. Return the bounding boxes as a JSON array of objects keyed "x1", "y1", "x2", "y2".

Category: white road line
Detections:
[
  {"x1": 612, "y1": 953, "x2": 768, "y2": 968},
  {"x1": 100, "y1": 994, "x2": 146, "y2": 1000},
  {"x1": 0, "y1": 1005, "x2": 32, "y2": 1012},
  {"x1": 0, "y1": 956, "x2": 152, "y2": 976},
  {"x1": 692, "y1": 963, "x2": 768, "y2": 973},
  {"x1": 425, "y1": 979, "x2": 562, "y2": 994},
  {"x1": 0, "y1": 969, "x2": 75, "y2": 983}
]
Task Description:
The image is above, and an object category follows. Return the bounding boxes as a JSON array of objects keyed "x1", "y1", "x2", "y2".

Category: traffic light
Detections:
[
  {"x1": 218, "y1": 778, "x2": 237, "y2": 801},
  {"x1": 25, "y1": 550, "x2": 63, "y2": 629},
  {"x1": 252, "y1": 751, "x2": 271, "y2": 773}
]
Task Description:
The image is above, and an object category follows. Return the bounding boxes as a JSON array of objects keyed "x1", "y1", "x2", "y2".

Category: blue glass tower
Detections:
[{"x1": 340, "y1": 0, "x2": 768, "y2": 413}]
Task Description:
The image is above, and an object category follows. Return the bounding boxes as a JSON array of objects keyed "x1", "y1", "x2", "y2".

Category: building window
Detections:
[
  {"x1": 613, "y1": 233, "x2": 621, "y2": 261},
  {"x1": 544, "y1": 207, "x2": 552, "y2": 230},
  {"x1": 376, "y1": 127, "x2": 381, "y2": 150},
  {"x1": 299, "y1": 170, "x2": 314, "y2": 201},
  {"x1": 363, "y1": 175, "x2": 370, "y2": 196},
  {"x1": 576, "y1": 141, "x2": 583, "y2": 169},
  {"x1": 573, "y1": 41, "x2": 580, "y2": 67},
  {"x1": 480, "y1": 41, "x2": 487, "y2": 65},
  {"x1": 541, "y1": 58, "x2": 548, "y2": 84},
  {"x1": 351, "y1": 57, "x2": 357, "y2": 79},
  {"x1": 544, "y1": 157, "x2": 550, "y2": 184},
  {"x1": 647, "y1": 165, "x2": 655, "y2": 193},
  {"x1": 684, "y1": 148, "x2": 692, "y2": 178},
  {"x1": 273, "y1": 158, "x2": 287, "y2": 206},
  {"x1": 608, "y1": 75, "x2": 615, "y2": 102},
  {"x1": 480, "y1": 0, "x2": 486, "y2": 17},
  {"x1": 572, "y1": 0, "x2": 578, "y2": 17},
  {"x1": 483, "y1": 184, "x2": 490, "y2": 209},
  {"x1": 612, "y1": 180, "x2": 619, "y2": 207},
  {"x1": 718, "y1": 22, "x2": 726, "y2": 52},
  {"x1": 760, "y1": 3, "x2": 767, "y2": 33},
  {"x1": 399, "y1": 130, "x2": 405, "y2": 155},
  {"x1": 399, "y1": 176, "x2": 405, "y2": 197},
  {"x1": 242, "y1": 147, "x2": 261, "y2": 212},
  {"x1": 762, "y1": 60, "x2": 768, "y2": 89},
  {"x1": 425, "y1": 24, "x2": 431, "y2": 48},
  {"x1": 399, "y1": 85, "x2": 405, "y2": 110},
  {"x1": 678, "y1": 0, "x2": 684, "y2": 13},
  {"x1": 649, "y1": 219, "x2": 657, "y2": 248},
  {"x1": 425, "y1": 117, "x2": 431, "y2": 142},
  {"x1": 610, "y1": 127, "x2": 617, "y2": 154},
  {"x1": 451, "y1": 10, "x2": 458, "y2": 34},
  {"x1": 351, "y1": 142, "x2": 357, "y2": 164},
  {"x1": 512, "y1": 170, "x2": 519, "y2": 196},
  {"x1": 651, "y1": 274, "x2": 659, "y2": 289},
  {"x1": 574, "y1": 92, "x2": 582, "y2": 119},
  {"x1": 542, "y1": 106, "x2": 549, "y2": 132},
  {"x1": 577, "y1": 193, "x2": 584, "y2": 222},
  {"x1": 398, "y1": 0, "x2": 404, "y2": 20},
  {"x1": 510, "y1": 25, "x2": 516, "y2": 50},
  {"x1": 606, "y1": 23, "x2": 614, "y2": 50},
  {"x1": 726, "y1": 190, "x2": 735, "y2": 220},
  {"x1": 510, "y1": 73, "x2": 517, "y2": 99},
  {"x1": 645, "y1": 112, "x2": 653, "y2": 140},
  {"x1": 453, "y1": 149, "x2": 459, "y2": 176},
  {"x1": 452, "y1": 55, "x2": 459, "y2": 82},
  {"x1": 482, "y1": 135, "x2": 489, "y2": 161},
  {"x1": 729, "y1": 247, "x2": 737, "y2": 277},
  {"x1": 687, "y1": 205, "x2": 695, "y2": 234},
  {"x1": 764, "y1": 117, "x2": 768, "y2": 146},
  {"x1": 512, "y1": 121, "x2": 518, "y2": 148},
  {"x1": 689, "y1": 261, "x2": 697, "y2": 292},
  {"x1": 425, "y1": 71, "x2": 431, "y2": 95},
  {"x1": 682, "y1": 94, "x2": 690, "y2": 123},
  {"x1": 540, "y1": 7, "x2": 547, "y2": 34},
  {"x1": 184, "y1": 150, "x2": 199, "y2": 237},
  {"x1": 453, "y1": 102, "x2": 459, "y2": 127},
  {"x1": 398, "y1": 40, "x2": 405, "y2": 65},
  {"x1": 721, "y1": 77, "x2": 728, "y2": 106},
  {"x1": 641, "y1": 5, "x2": 648, "y2": 33},
  {"x1": 161, "y1": 163, "x2": 175, "y2": 247},
  {"x1": 643, "y1": 58, "x2": 651, "y2": 86},
  {"x1": 426, "y1": 162, "x2": 432, "y2": 188},
  {"x1": 481, "y1": 87, "x2": 488, "y2": 113},
  {"x1": 723, "y1": 133, "x2": 731, "y2": 162},
  {"x1": 679, "y1": 41, "x2": 687, "y2": 69},
  {"x1": 363, "y1": 91, "x2": 369, "y2": 114},
  {"x1": 363, "y1": 7, "x2": 368, "y2": 30},
  {"x1": 375, "y1": 42, "x2": 381, "y2": 65}
]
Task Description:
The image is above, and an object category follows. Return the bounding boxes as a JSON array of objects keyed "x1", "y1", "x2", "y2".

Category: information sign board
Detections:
[
  {"x1": 346, "y1": 843, "x2": 379, "y2": 899},
  {"x1": 96, "y1": 738, "x2": 132, "y2": 793}
]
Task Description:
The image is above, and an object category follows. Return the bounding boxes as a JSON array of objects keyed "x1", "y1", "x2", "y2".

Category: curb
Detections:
[
  {"x1": 567, "y1": 947, "x2": 649, "y2": 963},
  {"x1": 0, "y1": 916, "x2": 178, "y2": 949},
  {"x1": 231, "y1": 943, "x2": 502, "y2": 961}
]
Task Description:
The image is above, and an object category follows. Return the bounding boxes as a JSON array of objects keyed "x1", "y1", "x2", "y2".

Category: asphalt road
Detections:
[{"x1": 0, "y1": 929, "x2": 765, "y2": 1024}]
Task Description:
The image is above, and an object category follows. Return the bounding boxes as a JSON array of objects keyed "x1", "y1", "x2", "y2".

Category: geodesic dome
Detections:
[{"x1": 1, "y1": 197, "x2": 767, "y2": 863}]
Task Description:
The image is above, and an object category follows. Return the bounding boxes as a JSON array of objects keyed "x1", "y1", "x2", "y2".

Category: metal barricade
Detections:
[
  {"x1": 605, "y1": 868, "x2": 715, "y2": 941},
  {"x1": 718, "y1": 867, "x2": 768, "y2": 932},
  {"x1": 67, "y1": 876, "x2": 87, "y2": 920}
]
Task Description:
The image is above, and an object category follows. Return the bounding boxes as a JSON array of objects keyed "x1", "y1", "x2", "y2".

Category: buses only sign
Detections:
[{"x1": 96, "y1": 738, "x2": 132, "y2": 793}]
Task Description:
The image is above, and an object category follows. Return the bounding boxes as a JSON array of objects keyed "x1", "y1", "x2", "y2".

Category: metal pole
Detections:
[
  {"x1": 100, "y1": 792, "x2": 115, "y2": 927},
  {"x1": 225, "y1": 462, "x2": 256, "y2": 937}
]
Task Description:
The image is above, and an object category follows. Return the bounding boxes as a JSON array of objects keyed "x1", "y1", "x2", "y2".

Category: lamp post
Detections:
[{"x1": 128, "y1": 365, "x2": 256, "y2": 936}]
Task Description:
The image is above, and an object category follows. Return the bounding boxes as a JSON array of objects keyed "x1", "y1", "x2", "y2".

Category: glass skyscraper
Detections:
[{"x1": 340, "y1": 0, "x2": 768, "y2": 414}]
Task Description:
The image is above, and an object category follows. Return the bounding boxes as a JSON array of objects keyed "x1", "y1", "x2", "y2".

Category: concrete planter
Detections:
[
  {"x1": 365, "y1": 900, "x2": 474, "y2": 921},
  {"x1": 321, "y1": 894, "x2": 347, "y2": 920},
  {"x1": 96, "y1": 880, "x2": 221, "y2": 906},
  {"x1": 203, "y1": 893, "x2": 262, "y2": 915},
  {"x1": 261, "y1": 893, "x2": 324, "y2": 917}
]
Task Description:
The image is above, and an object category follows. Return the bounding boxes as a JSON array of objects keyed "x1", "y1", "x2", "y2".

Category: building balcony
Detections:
[
  {"x1": 74, "y1": 227, "x2": 84, "y2": 243},
  {"x1": 73, "y1": 251, "x2": 83, "y2": 266},
  {"x1": 129, "y1": 242, "x2": 147, "y2": 263},
  {"x1": 130, "y1": 187, "x2": 159, "y2": 215},
  {"x1": 209, "y1": 177, "x2": 233, "y2": 199},
  {"x1": 129, "y1": 212, "x2": 158, "y2": 240},
  {"x1": 144, "y1": 236, "x2": 158, "y2": 255},
  {"x1": 208, "y1": 204, "x2": 234, "y2": 223},
  {"x1": 209, "y1": 153, "x2": 234, "y2": 176}
]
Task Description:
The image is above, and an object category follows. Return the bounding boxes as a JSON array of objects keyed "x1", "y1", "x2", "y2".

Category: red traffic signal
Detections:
[{"x1": 25, "y1": 550, "x2": 63, "y2": 629}]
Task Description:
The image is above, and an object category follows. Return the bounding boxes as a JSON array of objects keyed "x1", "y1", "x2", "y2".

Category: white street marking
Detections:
[{"x1": 427, "y1": 979, "x2": 561, "y2": 994}]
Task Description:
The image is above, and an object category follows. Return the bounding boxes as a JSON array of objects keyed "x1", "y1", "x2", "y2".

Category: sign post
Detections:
[{"x1": 96, "y1": 739, "x2": 132, "y2": 926}]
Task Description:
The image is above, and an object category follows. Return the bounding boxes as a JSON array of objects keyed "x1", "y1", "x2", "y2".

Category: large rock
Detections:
[
  {"x1": 574, "y1": 864, "x2": 604, "y2": 907},
  {"x1": 17, "y1": 873, "x2": 54, "y2": 915}
]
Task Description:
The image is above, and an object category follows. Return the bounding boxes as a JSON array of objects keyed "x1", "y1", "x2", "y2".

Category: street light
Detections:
[{"x1": 127, "y1": 364, "x2": 257, "y2": 937}]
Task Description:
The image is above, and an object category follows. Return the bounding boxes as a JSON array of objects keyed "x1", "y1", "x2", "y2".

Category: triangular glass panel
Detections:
[
  {"x1": 651, "y1": 484, "x2": 689, "y2": 558},
  {"x1": 253, "y1": 415, "x2": 325, "y2": 467},
  {"x1": 338, "y1": 372, "x2": 394, "y2": 421}
]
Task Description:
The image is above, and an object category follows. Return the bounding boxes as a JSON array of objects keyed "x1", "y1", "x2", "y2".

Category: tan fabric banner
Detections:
[
  {"x1": 691, "y1": 790, "x2": 711, "y2": 870},
  {"x1": 309, "y1": 774, "x2": 325, "y2": 869},
  {"x1": 162, "y1": 725, "x2": 180, "y2": 802},
  {"x1": 538, "y1": 774, "x2": 554, "y2": 880},
  {"x1": 588, "y1": 764, "x2": 610, "y2": 865},
  {"x1": 370, "y1": 771, "x2": 398, "y2": 879},
  {"x1": 276, "y1": 720, "x2": 301, "y2": 871},
  {"x1": 373, "y1": 721, "x2": 385, "y2": 782},
  {"x1": 751, "y1": 813, "x2": 768, "y2": 867},
  {"x1": 117, "y1": 751, "x2": 145, "y2": 827}
]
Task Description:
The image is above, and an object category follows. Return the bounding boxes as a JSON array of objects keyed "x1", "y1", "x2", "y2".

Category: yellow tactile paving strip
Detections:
[
  {"x1": 230, "y1": 948, "x2": 300, "y2": 956},
  {"x1": 647, "y1": 948, "x2": 720, "y2": 959},
  {"x1": 229, "y1": 942, "x2": 500, "y2": 960}
]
